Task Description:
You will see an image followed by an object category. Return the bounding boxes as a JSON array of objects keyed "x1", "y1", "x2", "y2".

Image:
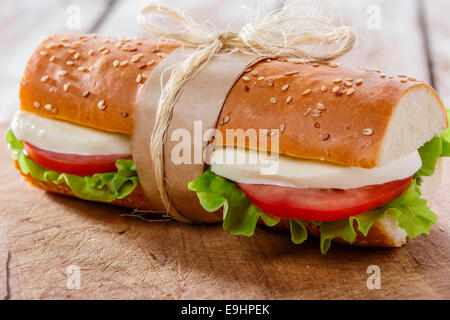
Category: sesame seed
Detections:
[
  {"x1": 312, "y1": 63, "x2": 320, "y2": 67},
  {"x1": 101, "y1": 49, "x2": 110, "y2": 55},
  {"x1": 408, "y1": 77, "x2": 416, "y2": 81},
  {"x1": 286, "y1": 96, "x2": 293, "y2": 104},
  {"x1": 116, "y1": 43, "x2": 123, "y2": 48},
  {"x1": 72, "y1": 41, "x2": 81, "y2": 47},
  {"x1": 325, "y1": 149, "x2": 330, "y2": 156},
  {"x1": 282, "y1": 84, "x2": 289, "y2": 91},
  {"x1": 136, "y1": 74, "x2": 143, "y2": 83},
  {"x1": 380, "y1": 74, "x2": 386, "y2": 78},
  {"x1": 33, "y1": 101, "x2": 40, "y2": 108},
  {"x1": 138, "y1": 64, "x2": 147, "y2": 69},
  {"x1": 44, "y1": 104, "x2": 52, "y2": 111},
  {"x1": 322, "y1": 133, "x2": 330, "y2": 141},
  {"x1": 362, "y1": 128, "x2": 374, "y2": 136},
  {"x1": 332, "y1": 86, "x2": 340, "y2": 93},
  {"x1": 136, "y1": 41, "x2": 143, "y2": 45},
  {"x1": 46, "y1": 43, "x2": 56, "y2": 49},
  {"x1": 321, "y1": 85, "x2": 327, "y2": 92},
  {"x1": 280, "y1": 124, "x2": 286, "y2": 132},
  {"x1": 41, "y1": 75, "x2": 49, "y2": 82},
  {"x1": 88, "y1": 49, "x2": 94, "y2": 56},
  {"x1": 120, "y1": 61, "x2": 129, "y2": 67},
  {"x1": 156, "y1": 52, "x2": 166, "y2": 58},
  {"x1": 58, "y1": 70, "x2": 68, "y2": 76},
  {"x1": 251, "y1": 70, "x2": 258, "y2": 76},
  {"x1": 245, "y1": 67, "x2": 252, "y2": 73},
  {"x1": 333, "y1": 79, "x2": 342, "y2": 84},
  {"x1": 223, "y1": 115, "x2": 230, "y2": 124},
  {"x1": 131, "y1": 54, "x2": 142, "y2": 63},
  {"x1": 78, "y1": 66, "x2": 88, "y2": 72},
  {"x1": 329, "y1": 63, "x2": 338, "y2": 68},
  {"x1": 270, "y1": 130, "x2": 277, "y2": 136},
  {"x1": 73, "y1": 52, "x2": 80, "y2": 60},
  {"x1": 147, "y1": 60, "x2": 155, "y2": 66},
  {"x1": 335, "y1": 91, "x2": 343, "y2": 96},
  {"x1": 21, "y1": 79, "x2": 27, "y2": 86},
  {"x1": 346, "y1": 88, "x2": 356, "y2": 95},
  {"x1": 270, "y1": 97, "x2": 277, "y2": 104},
  {"x1": 242, "y1": 76, "x2": 250, "y2": 82},
  {"x1": 60, "y1": 37, "x2": 68, "y2": 42},
  {"x1": 389, "y1": 75, "x2": 394, "y2": 79},
  {"x1": 97, "y1": 46, "x2": 106, "y2": 52},
  {"x1": 284, "y1": 70, "x2": 299, "y2": 76},
  {"x1": 344, "y1": 81, "x2": 353, "y2": 87},
  {"x1": 355, "y1": 79, "x2": 363, "y2": 85},
  {"x1": 400, "y1": 79, "x2": 408, "y2": 83},
  {"x1": 257, "y1": 76, "x2": 264, "y2": 81},
  {"x1": 66, "y1": 61, "x2": 74, "y2": 66},
  {"x1": 121, "y1": 112, "x2": 129, "y2": 118},
  {"x1": 113, "y1": 60, "x2": 119, "y2": 68},
  {"x1": 398, "y1": 75, "x2": 407, "y2": 78},
  {"x1": 97, "y1": 100, "x2": 106, "y2": 110},
  {"x1": 152, "y1": 48, "x2": 160, "y2": 53},
  {"x1": 311, "y1": 110, "x2": 321, "y2": 117},
  {"x1": 317, "y1": 102, "x2": 326, "y2": 110},
  {"x1": 40, "y1": 50, "x2": 48, "y2": 56},
  {"x1": 267, "y1": 79, "x2": 274, "y2": 87},
  {"x1": 314, "y1": 123, "x2": 320, "y2": 128},
  {"x1": 345, "y1": 78, "x2": 354, "y2": 82},
  {"x1": 49, "y1": 56, "x2": 56, "y2": 62},
  {"x1": 63, "y1": 83, "x2": 70, "y2": 92},
  {"x1": 303, "y1": 107, "x2": 311, "y2": 116},
  {"x1": 302, "y1": 89, "x2": 312, "y2": 96},
  {"x1": 51, "y1": 107, "x2": 58, "y2": 114}
]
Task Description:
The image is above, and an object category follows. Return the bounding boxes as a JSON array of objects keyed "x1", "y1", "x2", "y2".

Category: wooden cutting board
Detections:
[{"x1": 0, "y1": 122, "x2": 449, "y2": 300}]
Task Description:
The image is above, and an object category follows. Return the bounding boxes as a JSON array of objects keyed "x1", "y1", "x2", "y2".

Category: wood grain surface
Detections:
[{"x1": 1, "y1": 122, "x2": 449, "y2": 299}]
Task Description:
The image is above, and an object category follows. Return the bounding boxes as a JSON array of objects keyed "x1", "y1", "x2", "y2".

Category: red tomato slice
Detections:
[
  {"x1": 23, "y1": 142, "x2": 131, "y2": 176},
  {"x1": 238, "y1": 177, "x2": 412, "y2": 222}
]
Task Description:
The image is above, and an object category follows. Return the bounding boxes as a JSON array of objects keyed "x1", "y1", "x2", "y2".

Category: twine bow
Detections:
[{"x1": 137, "y1": 0, "x2": 356, "y2": 222}]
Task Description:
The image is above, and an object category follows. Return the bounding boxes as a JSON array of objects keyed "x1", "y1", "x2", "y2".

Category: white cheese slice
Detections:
[
  {"x1": 210, "y1": 147, "x2": 422, "y2": 189},
  {"x1": 10, "y1": 111, "x2": 130, "y2": 155}
]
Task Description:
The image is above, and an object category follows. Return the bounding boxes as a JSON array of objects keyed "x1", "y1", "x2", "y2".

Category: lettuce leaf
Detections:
[
  {"x1": 440, "y1": 109, "x2": 450, "y2": 157},
  {"x1": 6, "y1": 130, "x2": 138, "y2": 203},
  {"x1": 188, "y1": 168, "x2": 280, "y2": 236}
]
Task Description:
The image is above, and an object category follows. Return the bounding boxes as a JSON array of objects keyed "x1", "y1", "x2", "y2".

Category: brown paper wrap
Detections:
[{"x1": 132, "y1": 48, "x2": 260, "y2": 222}]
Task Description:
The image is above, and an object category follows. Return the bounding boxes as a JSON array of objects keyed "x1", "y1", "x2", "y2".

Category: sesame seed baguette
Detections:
[{"x1": 20, "y1": 34, "x2": 447, "y2": 169}]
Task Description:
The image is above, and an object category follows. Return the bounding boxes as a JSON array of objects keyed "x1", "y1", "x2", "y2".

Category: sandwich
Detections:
[{"x1": 7, "y1": 33, "x2": 450, "y2": 253}]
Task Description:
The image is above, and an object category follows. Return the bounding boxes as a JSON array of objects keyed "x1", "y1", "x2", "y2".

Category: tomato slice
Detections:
[
  {"x1": 23, "y1": 142, "x2": 131, "y2": 176},
  {"x1": 238, "y1": 177, "x2": 412, "y2": 222}
]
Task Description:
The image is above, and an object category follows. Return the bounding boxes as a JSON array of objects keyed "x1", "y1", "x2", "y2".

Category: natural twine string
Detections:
[{"x1": 137, "y1": 0, "x2": 356, "y2": 222}]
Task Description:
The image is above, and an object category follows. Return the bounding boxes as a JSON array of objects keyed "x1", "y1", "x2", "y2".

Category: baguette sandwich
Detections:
[{"x1": 7, "y1": 33, "x2": 450, "y2": 253}]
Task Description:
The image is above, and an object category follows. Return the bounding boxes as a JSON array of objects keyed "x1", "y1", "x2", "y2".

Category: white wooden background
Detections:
[{"x1": 0, "y1": 0, "x2": 449, "y2": 124}]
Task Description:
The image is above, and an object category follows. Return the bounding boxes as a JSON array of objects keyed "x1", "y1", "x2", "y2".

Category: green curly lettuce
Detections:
[
  {"x1": 189, "y1": 125, "x2": 449, "y2": 254},
  {"x1": 6, "y1": 130, "x2": 138, "y2": 202}
]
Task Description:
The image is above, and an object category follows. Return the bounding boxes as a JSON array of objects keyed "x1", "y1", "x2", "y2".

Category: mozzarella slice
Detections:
[
  {"x1": 210, "y1": 147, "x2": 422, "y2": 189},
  {"x1": 10, "y1": 111, "x2": 130, "y2": 155}
]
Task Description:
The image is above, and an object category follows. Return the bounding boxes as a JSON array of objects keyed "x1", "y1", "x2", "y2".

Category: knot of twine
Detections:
[{"x1": 137, "y1": 0, "x2": 356, "y2": 222}]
